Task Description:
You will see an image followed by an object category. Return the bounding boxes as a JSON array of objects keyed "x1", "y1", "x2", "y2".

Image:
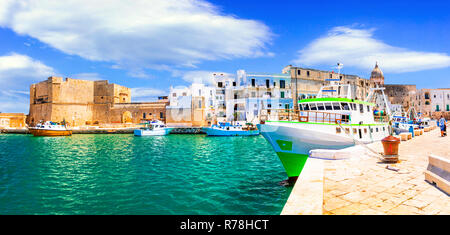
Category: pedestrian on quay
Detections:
[{"x1": 439, "y1": 115, "x2": 447, "y2": 137}]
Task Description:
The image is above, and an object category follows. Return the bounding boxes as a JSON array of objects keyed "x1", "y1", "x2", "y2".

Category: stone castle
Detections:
[{"x1": 28, "y1": 76, "x2": 168, "y2": 127}]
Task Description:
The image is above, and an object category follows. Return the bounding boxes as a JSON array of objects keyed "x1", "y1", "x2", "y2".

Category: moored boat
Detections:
[
  {"x1": 258, "y1": 64, "x2": 391, "y2": 183},
  {"x1": 204, "y1": 122, "x2": 260, "y2": 136},
  {"x1": 29, "y1": 121, "x2": 72, "y2": 136},
  {"x1": 134, "y1": 120, "x2": 173, "y2": 136}
]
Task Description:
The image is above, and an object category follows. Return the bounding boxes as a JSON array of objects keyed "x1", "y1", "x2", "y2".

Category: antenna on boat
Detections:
[{"x1": 320, "y1": 63, "x2": 344, "y2": 98}]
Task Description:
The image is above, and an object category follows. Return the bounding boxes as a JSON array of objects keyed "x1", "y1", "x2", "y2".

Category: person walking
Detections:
[{"x1": 439, "y1": 115, "x2": 447, "y2": 137}]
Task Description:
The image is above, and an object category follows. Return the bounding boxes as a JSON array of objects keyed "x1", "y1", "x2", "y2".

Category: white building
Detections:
[{"x1": 166, "y1": 69, "x2": 293, "y2": 126}]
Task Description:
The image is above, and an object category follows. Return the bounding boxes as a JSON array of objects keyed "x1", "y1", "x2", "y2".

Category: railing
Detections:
[
  {"x1": 374, "y1": 115, "x2": 390, "y2": 123},
  {"x1": 265, "y1": 109, "x2": 389, "y2": 124},
  {"x1": 274, "y1": 109, "x2": 349, "y2": 124}
]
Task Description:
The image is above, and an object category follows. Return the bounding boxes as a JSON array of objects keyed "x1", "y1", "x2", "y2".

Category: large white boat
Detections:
[
  {"x1": 134, "y1": 120, "x2": 173, "y2": 136},
  {"x1": 258, "y1": 66, "x2": 391, "y2": 182},
  {"x1": 29, "y1": 121, "x2": 72, "y2": 136}
]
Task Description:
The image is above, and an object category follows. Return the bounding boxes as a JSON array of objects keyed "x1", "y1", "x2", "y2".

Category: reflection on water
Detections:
[{"x1": 0, "y1": 134, "x2": 291, "y2": 214}]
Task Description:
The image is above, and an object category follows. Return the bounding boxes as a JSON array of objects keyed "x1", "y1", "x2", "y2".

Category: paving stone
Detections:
[{"x1": 321, "y1": 129, "x2": 449, "y2": 215}]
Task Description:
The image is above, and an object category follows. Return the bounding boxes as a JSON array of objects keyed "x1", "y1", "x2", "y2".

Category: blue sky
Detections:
[{"x1": 0, "y1": 0, "x2": 449, "y2": 113}]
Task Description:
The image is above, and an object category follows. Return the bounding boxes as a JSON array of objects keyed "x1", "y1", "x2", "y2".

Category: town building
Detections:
[
  {"x1": 370, "y1": 62, "x2": 385, "y2": 86},
  {"x1": 384, "y1": 84, "x2": 417, "y2": 112},
  {"x1": 28, "y1": 76, "x2": 168, "y2": 127},
  {"x1": 0, "y1": 113, "x2": 27, "y2": 129},
  {"x1": 166, "y1": 83, "x2": 216, "y2": 127},
  {"x1": 286, "y1": 65, "x2": 378, "y2": 110},
  {"x1": 165, "y1": 70, "x2": 292, "y2": 126}
]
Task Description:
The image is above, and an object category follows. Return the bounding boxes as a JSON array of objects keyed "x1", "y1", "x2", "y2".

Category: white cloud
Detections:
[
  {"x1": 70, "y1": 73, "x2": 103, "y2": 81},
  {"x1": 179, "y1": 70, "x2": 232, "y2": 85},
  {"x1": 0, "y1": 0, "x2": 273, "y2": 73},
  {"x1": 131, "y1": 87, "x2": 166, "y2": 102},
  {"x1": 293, "y1": 26, "x2": 450, "y2": 73},
  {"x1": 0, "y1": 53, "x2": 55, "y2": 113}
]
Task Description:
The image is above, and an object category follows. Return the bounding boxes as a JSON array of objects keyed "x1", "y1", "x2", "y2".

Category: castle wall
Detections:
[{"x1": 28, "y1": 77, "x2": 165, "y2": 127}]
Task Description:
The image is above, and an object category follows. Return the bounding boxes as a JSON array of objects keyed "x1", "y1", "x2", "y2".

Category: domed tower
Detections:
[{"x1": 370, "y1": 62, "x2": 384, "y2": 86}]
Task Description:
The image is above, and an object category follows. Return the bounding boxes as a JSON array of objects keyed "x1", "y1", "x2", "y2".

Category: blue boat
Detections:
[{"x1": 203, "y1": 122, "x2": 260, "y2": 136}]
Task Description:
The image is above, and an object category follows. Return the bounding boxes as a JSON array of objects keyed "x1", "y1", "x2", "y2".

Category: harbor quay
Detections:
[{"x1": 282, "y1": 127, "x2": 449, "y2": 215}]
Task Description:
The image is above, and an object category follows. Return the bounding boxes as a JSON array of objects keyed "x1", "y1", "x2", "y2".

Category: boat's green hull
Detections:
[{"x1": 276, "y1": 152, "x2": 309, "y2": 178}]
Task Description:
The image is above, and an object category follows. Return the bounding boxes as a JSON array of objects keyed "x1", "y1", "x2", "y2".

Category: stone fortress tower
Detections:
[
  {"x1": 370, "y1": 62, "x2": 384, "y2": 86},
  {"x1": 28, "y1": 76, "x2": 168, "y2": 127}
]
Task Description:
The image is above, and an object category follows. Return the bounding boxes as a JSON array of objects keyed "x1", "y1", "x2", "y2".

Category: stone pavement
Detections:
[{"x1": 323, "y1": 128, "x2": 449, "y2": 215}]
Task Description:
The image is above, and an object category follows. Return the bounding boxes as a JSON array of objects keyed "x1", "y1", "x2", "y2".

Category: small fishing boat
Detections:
[
  {"x1": 204, "y1": 122, "x2": 260, "y2": 136},
  {"x1": 134, "y1": 120, "x2": 173, "y2": 136},
  {"x1": 392, "y1": 107, "x2": 423, "y2": 134},
  {"x1": 392, "y1": 116, "x2": 419, "y2": 135},
  {"x1": 29, "y1": 121, "x2": 72, "y2": 136}
]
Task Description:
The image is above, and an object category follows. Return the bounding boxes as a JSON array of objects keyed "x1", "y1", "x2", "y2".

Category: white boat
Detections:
[
  {"x1": 134, "y1": 121, "x2": 173, "y2": 136},
  {"x1": 258, "y1": 64, "x2": 391, "y2": 182},
  {"x1": 29, "y1": 121, "x2": 72, "y2": 136},
  {"x1": 203, "y1": 122, "x2": 260, "y2": 136}
]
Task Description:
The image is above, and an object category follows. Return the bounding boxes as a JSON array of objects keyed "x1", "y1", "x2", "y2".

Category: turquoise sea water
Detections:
[{"x1": 0, "y1": 134, "x2": 291, "y2": 215}]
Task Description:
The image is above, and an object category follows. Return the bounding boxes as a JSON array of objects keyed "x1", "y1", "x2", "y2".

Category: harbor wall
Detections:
[{"x1": 1, "y1": 127, "x2": 206, "y2": 135}]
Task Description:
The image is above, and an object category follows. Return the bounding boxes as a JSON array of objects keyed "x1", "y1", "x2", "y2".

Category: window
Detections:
[
  {"x1": 143, "y1": 113, "x2": 146, "y2": 119},
  {"x1": 297, "y1": 70, "x2": 301, "y2": 75},
  {"x1": 281, "y1": 91, "x2": 285, "y2": 98},
  {"x1": 280, "y1": 80, "x2": 285, "y2": 89},
  {"x1": 341, "y1": 102, "x2": 350, "y2": 110},
  {"x1": 310, "y1": 103, "x2": 318, "y2": 110},
  {"x1": 367, "y1": 105, "x2": 370, "y2": 112},
  {"x1": 341, "y1": 115, "x2": 350, "y2": 123},
  {"x1": 325, "y1": 103, "x2": 333, "y2": 110},
  {"x1": 304, "y1": 104, "x2": 310, "y2": 111},
  {"x1": 218, "y1": 82, "x2": 223, "y2": 88},
  {"x1": 317, "y1": 103, "x2": 325, "y2": 111},
  {"x1": 232, "y1": 82, "x2": 236, "y2": 86},
  {"x1": 329, "y1": 74, "x2": 333, "y2": 78},
  {"x1": 436, "y1": 105, "x2": 440, "y2": 111},
  {"x1": 268, "y1": 104, "x2": 272, "y2": 108},
  {"x1": 198, "y1": 90, "x2": 201, "y2": 96},
  {"x1": 198, "y1": 100, "x2": 202, "y2": 108},
  {"x1": 251, "y1": 79, "x2": 255, "y2": 87},
  {"x1": 336, "y1": 127, "x2": 341, "y2": 134},
  {"x1": 359, "y1": 104, "x2": 364, "y2": 113},
  {"x1": 160, "y1": 112, "x2": 164, "y2": 119},
  {"x1": 351, "y1": 103, "x2": 357, "y2": 111},
  {"x1": 251, "y1": 92, "x2": 256, "y2": 97},
  {"x1": 307, "y1": 71, "x2": 310, "y2": 76},
  {"x1": 266, "y1": 80, "x2": 270, "y2": 88},
  {"x1": 332, "y1": 102, "x2": 341, "y2": 110},
  {"x1": 182, "y1": 92, "x2": 187, "y2": 96},
  {"x1": 172, "y1": 93, "x2": 176, "y2": 97}
]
